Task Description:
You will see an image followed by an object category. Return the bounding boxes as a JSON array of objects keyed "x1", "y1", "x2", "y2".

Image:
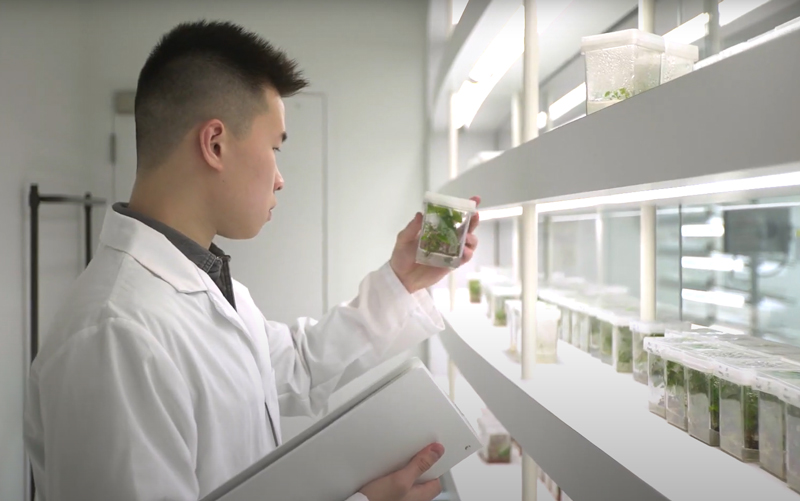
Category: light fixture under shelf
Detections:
[
  {"x1": 682, "y1": 288, "x2": 747, "y2": 308},
  {"x1": 480, "y1": 206, "x2": 523, "y2": 221},
  {"x1": 537, "y1": 170, "x2": 800, "y2": 213}
]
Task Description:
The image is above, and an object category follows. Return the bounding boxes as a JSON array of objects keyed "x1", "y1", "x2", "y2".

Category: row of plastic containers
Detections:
[{"x1": 644, "y1": 332, "x2": 800, "y2": 492}]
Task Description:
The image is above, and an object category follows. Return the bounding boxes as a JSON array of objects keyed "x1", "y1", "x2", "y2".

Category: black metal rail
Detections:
[{"x1": 27, "y1": 183, "x2": 106, "y2": 501}]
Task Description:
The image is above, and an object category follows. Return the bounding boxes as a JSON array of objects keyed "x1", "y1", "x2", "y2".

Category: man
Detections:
[{"x1": 24, "y1": 20, "x2": 480, "y2": 501}]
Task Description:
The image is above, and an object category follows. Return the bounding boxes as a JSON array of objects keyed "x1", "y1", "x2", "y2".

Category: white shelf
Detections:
[
  {"x1": 439, "y1": 29, "x2": 800, "y2": 210},
  {"x1": 439, "y1": 298, "x2": 799, "y2": 501}
]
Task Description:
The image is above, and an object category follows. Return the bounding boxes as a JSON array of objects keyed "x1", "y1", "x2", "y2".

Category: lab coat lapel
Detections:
[{"x1": 198, "y1": 272, "x2": 282, "y2": 446}]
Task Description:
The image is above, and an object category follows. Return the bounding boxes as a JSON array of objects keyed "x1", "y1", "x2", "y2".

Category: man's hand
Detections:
[
  {"x1": 391, "y1": 196, "x2": 481, "y2": 294},
  {"x1": 359, "y1": 443, "x2": 445, "y2": 501}
]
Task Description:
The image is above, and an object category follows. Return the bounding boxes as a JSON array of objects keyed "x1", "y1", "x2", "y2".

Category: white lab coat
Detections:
[{"x1": 24, "y1": 208, "x2": 444, "y2": 501}]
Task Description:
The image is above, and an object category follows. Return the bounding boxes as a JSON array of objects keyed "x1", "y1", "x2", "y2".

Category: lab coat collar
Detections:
[{"x1": 99, "y1": 208, "x2": 208, "y2": 294}]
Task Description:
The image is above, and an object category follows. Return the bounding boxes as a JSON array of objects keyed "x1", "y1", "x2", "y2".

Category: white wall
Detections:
[
  {"x1": 82, "y1": 0, "x2": 428, "y2": 308},
  {"x1": 0, "y1": 3, "x2": 92, "y2": 500}
]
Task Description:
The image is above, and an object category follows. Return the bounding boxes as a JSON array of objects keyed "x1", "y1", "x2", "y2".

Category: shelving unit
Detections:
[
  {"x1": 438, "y1": 28, "x2": 800, "y2": 210},
  {"x1": 440, "y1": 299, "x2": 797, "y2": 500}
]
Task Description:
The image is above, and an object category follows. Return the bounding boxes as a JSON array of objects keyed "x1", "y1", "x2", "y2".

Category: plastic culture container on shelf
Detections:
[
  {"x1": 506, "y1": 300, "x2": 522, "y2": 355},
  {"x1": 631, "y1": 320, "x2": 666, "y2": 384},
  {"x1": 780, "y1": 377, "x2": 800, "y2": 493},
  {"x1": 559, "y1": 302, "x2": 573, "y2": 344},
  {"x1": 597, "y1": 310, "x2": 615, "y2": 365},
  {"x1": 645, "y1": 337, "x2": 668, "y2": 418},
  {"x1": 588, "y1": 308, "x2": 603, "y2": 358},
  {"x1": 467, "y1": 273, "x2": 482, "y2": 304},
  {"x1": 714, "y1": 356, "x2": 799, "y2": 463},
  {"x1": 477, "y1": 411, "x2": 512, "y2": 464},
  {"x1": 754, "y1": 369, "x2": 800, "y2": 481},
  {"x1": 488, "y1": 285, "x2": 520, "y2": 327},
  {"x1": 570, "y1": 303, "x2": 586, "y2": 349},
  {"x1": 537, "y1": 302, "x2": 561, "y2": 363},
  {"x1": 611, "y1": 314, "x2": 635, "y2": 373},
  {"x1": 661, "y1": 40, "x2": 699, "y2": 84},
  {"x1": 684, "y1": 349, "x2": 723, "y2": 445},
  {"x1": 663, "y1": 345, "x2": 690, "y2": 430},
  {"x1": 581, "y1": 29, "x2": 665, "y2": 114},
  {"x1": 416, "y1": 192, "x2": 476, "y2": 269}
]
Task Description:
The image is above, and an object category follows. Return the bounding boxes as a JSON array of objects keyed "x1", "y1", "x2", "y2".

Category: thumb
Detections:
[
  {"x1": 397, "y1": 444, "x2": 444, "y2": 487},
  {"x1": 398, "y1": 212, "x2": 423, "y2": 243}
]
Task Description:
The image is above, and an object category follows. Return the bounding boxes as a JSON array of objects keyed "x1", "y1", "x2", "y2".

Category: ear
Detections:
[{"x1": 199, "y1": 119, "x2": 226, "y2": 173}]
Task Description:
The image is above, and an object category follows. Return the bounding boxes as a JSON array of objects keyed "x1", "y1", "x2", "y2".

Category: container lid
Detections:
[
  {"x1": 755, "y1": 369, "x2": 800, "y2": 399},
  {"x1": 713, "y1": 356, "x2": 795, "y2": 386},
  {"x1": 581, "y1": 29, "x2": 665, "y2": 54},
  {"x1": 630, "y1": 320, "x2": 667, "y2": 335},
  {"x1": 681, "y1": 349, "x2": 719, "y2": 372},
  {"x1": 643, "y1": 336, "x2": 669, "y2": 355},
  {"x1": 424, "y1": 191, "x2": 477, "y2": 212},
  {"x1": 664, "y1": 40, "x2": 700, "y2": 62},
  {"x1": 608, "y1": 312, "x2": 634, "y2": 328},
  {"x1": 506, "y1": 299, "x2": 522, "y2": 313}
]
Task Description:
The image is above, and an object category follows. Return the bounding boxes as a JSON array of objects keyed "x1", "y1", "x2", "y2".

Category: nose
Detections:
[{"x1": 275, "y1": 170, "x2": 284, "y2": 192}]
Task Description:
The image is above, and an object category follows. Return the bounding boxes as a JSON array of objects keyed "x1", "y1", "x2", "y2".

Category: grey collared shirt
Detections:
[{"x1": 112, "y1": 203, "x2": 237, "y2": 310}]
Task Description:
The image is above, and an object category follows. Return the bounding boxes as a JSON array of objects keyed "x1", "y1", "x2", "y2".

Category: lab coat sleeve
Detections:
[
  {"x1": 26, "y1": 317, "x2": 199, "y2": 501},
  {"x1": 269, "y1": 262, "x2": 445, "y2": 417}
]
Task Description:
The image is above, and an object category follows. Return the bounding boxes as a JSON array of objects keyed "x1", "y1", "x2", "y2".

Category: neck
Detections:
[{"x1": 128, "y1": 170, "x2": 216, "y2": 249}]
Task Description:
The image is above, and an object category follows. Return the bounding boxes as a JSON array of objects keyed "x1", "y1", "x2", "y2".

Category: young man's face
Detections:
[{"x1": 218, "y1": 87, "x2": 286, "y2": 239}]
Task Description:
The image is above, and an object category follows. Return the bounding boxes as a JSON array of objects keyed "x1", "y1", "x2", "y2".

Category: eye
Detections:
[{"x1": 272, "y1": 147, "x2": 281, "y2": 153}]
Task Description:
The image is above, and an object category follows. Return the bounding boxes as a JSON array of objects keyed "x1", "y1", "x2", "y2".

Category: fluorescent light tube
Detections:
[
  {"x1": 538, "y1": 170, "x2": 800, "y2": 213},
  {"x1": 663, "y1": 13, "x2": 710, "y2": 44},
  {"x1": 681, "y1": 223, "x2": 725, "y2": 237},
  {"x1": 682, "y1": 288, "x2": 747, "y2": 308},
  {"x1": 479, "y1": 206, "x2": 523, "y2": 221},
  {"x1": 453, "y1": 6, "x2": 524, "y2": 129},
  {"x1": 549, "y1": 83, "x2": 586, "y2": 122},
  {"x1": 681, "y1": 255, "x2": 744, "y2": 272}
]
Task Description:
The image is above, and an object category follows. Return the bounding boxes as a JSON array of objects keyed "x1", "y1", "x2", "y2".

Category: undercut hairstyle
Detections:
[{"x1": 134, "y1": 20, "x2": 308, "y2": 169}]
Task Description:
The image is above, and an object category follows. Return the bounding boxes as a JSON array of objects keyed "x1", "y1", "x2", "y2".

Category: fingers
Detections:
[
  {"x1": 464, "y1": 233, "x2": 478, "y2": 250},
  {"x1": 397, "y1": 443, "x2": 444, "y2": 487},
  {"x1": 408, "y1": 479, "x2": 442, "y2": 501},
  {"x1": 398, "y1": 212, "x2": 423, "y2": 243},
  {"x1": 467, "y1": 210, "x2": 480, "y2": 234}
]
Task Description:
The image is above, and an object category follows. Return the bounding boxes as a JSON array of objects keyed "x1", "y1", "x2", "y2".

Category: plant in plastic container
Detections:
[
  {"x1": 787, "y1": 402, "x2": 800, "y2": 493},
  {"x1": 589, "y1": 315, "x2": 602, "y2": 357},
  {"x1": 468, "y1": 279, "x2": 481, "y2": 303},
  {"x1": 600, "y1": 316, "x2": 614, "y2": 365},
  {"x1": 685, "y1": 351, "x2": 721, "y2": 446},
  {"x1": 613, "y1": 320, "x2": 634, "y2": 373},
  {"x1": 416, "y1": 192, "x2": 476, "y2": 269},
  {"x1": 755, "y1": 370, "x2": 800, "y2": 480},
  {"x1": 645, "y1": 337, "x2": 667, "y2": 418},
  {"x1": 631, "y1": 320, "x2": 666, "y2": 385},
  {"x1": 666, "y1": 355, "x2": 688, "y2": 430},
  {"x1": 716, "y1": 357, "x2": 797, "y2": 463},
  {"x1": 571, "y1": 309, "x2": 584, "y2": 348}
]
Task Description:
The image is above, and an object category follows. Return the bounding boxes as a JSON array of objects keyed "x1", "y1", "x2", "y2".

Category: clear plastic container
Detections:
[
  {"x1": 537, "y1": 302, "x2": 560, "y2": 363},
  {"x1": 754, "y1": 370, "x2": 800, "y2": 480},
  {"x1": 558, "y1": 304, "x2": 572, "y2": 344},
  {"x1": 577, "y1": 305, "x2": 592, "y2": 353},
  {"x1": 715, "y1": 356, "x2": 798, "y2": 462},
  {"x1": 663, "y1": 346, "x2": 689, "y2": 430},
  {"x1": 477, "y1": 411, "x2": 512, "y2": 464},
  {"x1": 611, "y1": 314, "x2": 634, "y2": 373},
  {"x1": 783, "y1": 378, "x2": 800, "y2": 493},
  {"x1": 684, "y1": 350, "x2": 722, "y2": 445},
  {"x1": 468, "y1": 273, "x2": 482, "y2": 304},
  {"x1": 488, "y1": 285, "x2": 520, "y2": 327},
  {"x1": 645, "y1": 337, "x2": 668, "y2": 418},
  {"x1": 631, "y1": 320, "x2": 666, "y2": 384},
  {"x1": 416, "y1": 192, "x2": 477, "y2": 269},
  {"x1": 570, "y1": 305, "x2": 586, "y2": 349},
  {"x1": 506, "y1": 300, "x2": 522, "y2": 355},
  {"x1": 598, "y1": 310, "x2": 615, "y2": 365},
  {"x1": 661, "y1": 40, "x2": 699, "y2": 84},
  {"x1": 581, "y1": 29, "x2": 665, "y2": 114}
]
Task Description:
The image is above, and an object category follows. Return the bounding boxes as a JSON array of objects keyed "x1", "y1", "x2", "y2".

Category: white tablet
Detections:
[{"x1": 201, "y1": 357, "x2": 481, "y2": 501}]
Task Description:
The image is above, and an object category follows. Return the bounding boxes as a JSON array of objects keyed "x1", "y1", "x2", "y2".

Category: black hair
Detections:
[{"x1": 134, "y1": 20, "x2": 308, "y2": 169}]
